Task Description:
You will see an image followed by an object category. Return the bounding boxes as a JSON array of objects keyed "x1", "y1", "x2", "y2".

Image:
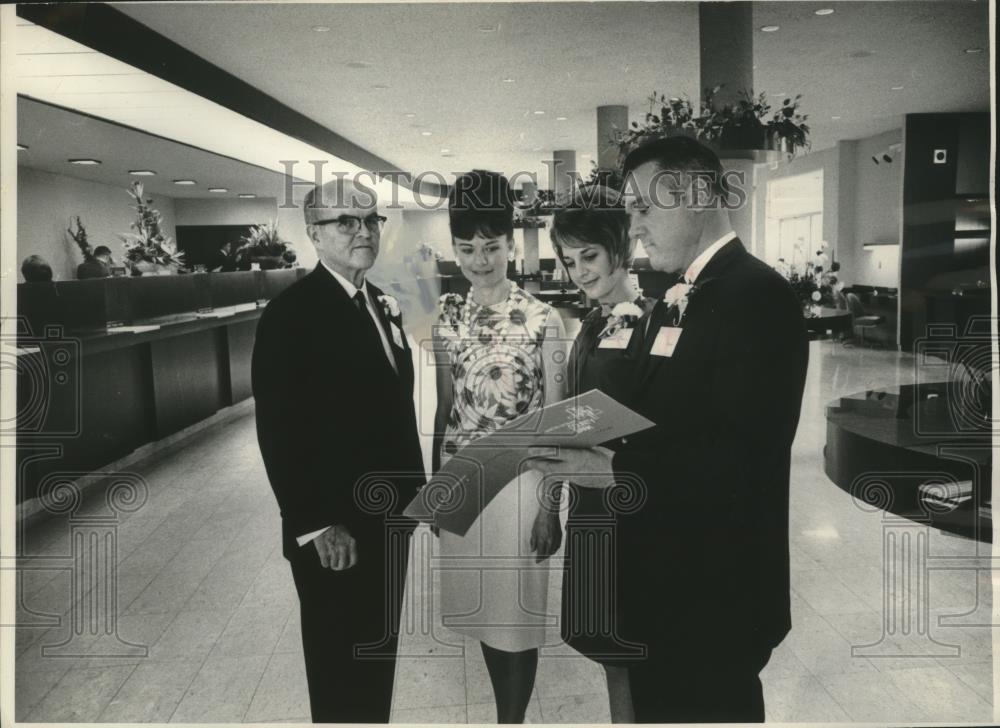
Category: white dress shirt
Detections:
[
  {"x1": 296, "y1": 262, "x2": 399, "y2": 547},
  {"x1": 684, "y1": 230, "x2": 737, "y2": 284}
]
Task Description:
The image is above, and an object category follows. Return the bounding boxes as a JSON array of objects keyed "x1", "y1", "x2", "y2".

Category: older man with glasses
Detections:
[{"x1": 252, "y1": 178, "x2": 425, "y2": 722}]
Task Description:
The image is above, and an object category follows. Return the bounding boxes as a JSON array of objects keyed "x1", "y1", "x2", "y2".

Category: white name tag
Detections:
[
  {"x1": 390, "y1": 322, "x2": 405, "y2": 348},
  {"x1": 650, "y1": 326, "x2": 683, "y2": 357},
  {"x1": 597, "y1": 328, "x2": 634, "y2": 349}
]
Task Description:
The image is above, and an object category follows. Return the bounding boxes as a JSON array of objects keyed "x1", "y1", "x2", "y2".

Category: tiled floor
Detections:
[{"x1": 13, "y1": 340, "x2": 994, "y2": 722}]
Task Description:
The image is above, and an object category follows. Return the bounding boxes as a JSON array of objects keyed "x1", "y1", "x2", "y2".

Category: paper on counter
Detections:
[{"x1": 404, "y1": 389, "x2": 654, "y2": 536}]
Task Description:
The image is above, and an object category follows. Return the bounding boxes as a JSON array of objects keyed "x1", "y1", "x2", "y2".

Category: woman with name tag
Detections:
[
  {"x1": 550, "y1": 185, "x2": 655, "y2": 723},
  {"x1": 432, "y1": 170, "x2": 567, "y2": 724}
]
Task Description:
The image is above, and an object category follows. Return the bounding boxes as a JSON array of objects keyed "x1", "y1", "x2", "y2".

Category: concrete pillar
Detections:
[
  {"x1": 699, "y1": 3, "x2": 754, "y2": 109},
  {"x1": 520, "y1": 180, "x2": 540, "y2": 275},
  {"x1": 699, "y1": 2, "x2": 757, "y2": 244},
  {"x1": 597, "y1": 105, "x2": 628, "y2": 171},
  {"x1": 551, "y1": 150, "x2": 578, "y2": 198}
]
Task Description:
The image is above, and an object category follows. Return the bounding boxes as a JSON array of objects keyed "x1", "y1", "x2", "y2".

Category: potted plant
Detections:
[
  {"x1": 767, "y1": 96, "x2": 811, "y2": 154},
  {"x1": 120, "y1": 182, "x2": 184, "y2": 275},
  {"x1": 610, "y1": 86, "x2": 811, "y2": 167},
  {"x1": 240, "y1": 221, "x2": 296, "y2": 270},
  {"x1": 67, "y1": 216, "x2": 93, "y2": 261},
  {"x1": 773, "y1": 241, "x2": 843, "y2": 315}
]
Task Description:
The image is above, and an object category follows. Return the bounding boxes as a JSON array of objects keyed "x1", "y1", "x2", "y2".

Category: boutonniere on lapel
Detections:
[
  {"x1": 598, "y1": 301, "x2": 644, "y2": 341},
  {"x1": 663, "y1": 282, "x2": 698, "y2": 325},
  {"x1": 377, "y1": 294, "x2": 401, "y2": 322}
]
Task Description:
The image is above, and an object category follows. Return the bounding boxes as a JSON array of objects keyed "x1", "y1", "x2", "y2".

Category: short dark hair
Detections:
[
  {"x1": 622, "y1": 135, "x2": 729, "y2": 201},
  {"x1": 550, "y1": 186, "x2": 632, "y2": 271},
  {"x1": 21, "y1": 255, "x2": 53, "y2": 282},
  {"x1": 448, "y1": 170, "x2": 515, "y2": 241},
  {"x1": 93, "y1": 246, "x2": 111, "y2": 257}
]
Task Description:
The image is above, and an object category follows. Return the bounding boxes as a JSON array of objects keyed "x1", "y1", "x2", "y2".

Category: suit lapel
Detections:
[{"x1": 368, "y1": 283, "x2": 414, "y2": 392}]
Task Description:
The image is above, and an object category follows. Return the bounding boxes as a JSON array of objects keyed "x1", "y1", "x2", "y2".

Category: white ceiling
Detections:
[
  {"x1": 113, "y1": 0, "x2": 990, "y2": 180},
  {"x1": 16, "y1": 96, "x2": 294, "y2": 200},
  {"x1": 16, "y1": 2, "x2": 991, "y2": 192}
]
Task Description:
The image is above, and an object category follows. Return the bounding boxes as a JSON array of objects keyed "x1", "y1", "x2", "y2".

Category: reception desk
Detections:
[
  {"x1": 824, "y1": 383, "x2": 992, "y2": 542},
  {"x1": 14, "y1": 270, "x2": 306, "y2": 505}
]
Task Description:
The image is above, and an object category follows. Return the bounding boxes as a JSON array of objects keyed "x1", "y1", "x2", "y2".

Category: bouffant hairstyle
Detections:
[
  {"x1": 550, "y1": 185, "x2": 631, "y2": 271},
  {"x1": 448, "y1": 170, "x2": 515, "y2": 241}
]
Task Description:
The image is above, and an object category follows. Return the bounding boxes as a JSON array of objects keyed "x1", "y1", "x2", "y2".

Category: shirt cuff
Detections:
[{"x1": 296, "y1": 526, "x2": 331, "y2": 547}]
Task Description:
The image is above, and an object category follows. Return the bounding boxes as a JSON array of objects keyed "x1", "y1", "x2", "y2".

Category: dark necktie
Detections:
[{"x1": 354, "y1": 290, "x2": 397, "y2": 374}]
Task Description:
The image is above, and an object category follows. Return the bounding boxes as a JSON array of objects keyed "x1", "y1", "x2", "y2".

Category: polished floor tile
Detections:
[{"x1": 14, "y1": 340, "x2": 992, "y2": 722}]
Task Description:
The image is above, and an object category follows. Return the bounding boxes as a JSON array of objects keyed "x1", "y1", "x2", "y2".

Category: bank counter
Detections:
[{"x1": 14, "y1": 270, "x2": 306, "y2": 505}]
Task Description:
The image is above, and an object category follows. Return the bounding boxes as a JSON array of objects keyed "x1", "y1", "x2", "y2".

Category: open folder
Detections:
[{"x1": 403, "y1": 389, "x2": 655, "y2": 536}]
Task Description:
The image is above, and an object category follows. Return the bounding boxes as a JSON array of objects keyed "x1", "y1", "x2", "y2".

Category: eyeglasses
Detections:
[{"x1": 312, "y1": 214, "x2": 387, "y2": 235}]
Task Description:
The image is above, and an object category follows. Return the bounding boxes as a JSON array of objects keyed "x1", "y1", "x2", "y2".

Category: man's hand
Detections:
[
  {"x1": 525, "y1": 446, "x2": 615, "y2": 489},
  {"x1": 314, "y1": 524, "x2": 358, "y2": 571},
  {"x1": 530, "y1": 511, "x2": 563, "y2": 563}
]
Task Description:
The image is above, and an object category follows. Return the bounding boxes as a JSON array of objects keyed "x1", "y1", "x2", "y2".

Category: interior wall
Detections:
[
  {"x1": 17, "y1": 166, "x2": 178, "y2": 282},
  {"x1": 852, "y1": 129, "x2": 903, "y2": 287},
  {"x1": 174, "y1": 197, "x2": 277, "y2": 226}
]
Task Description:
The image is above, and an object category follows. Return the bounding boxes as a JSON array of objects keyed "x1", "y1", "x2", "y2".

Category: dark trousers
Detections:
[
  {"x1": 628, "y1": 645, "x2": 773, "y2": 723},
  {"x1": 288, "y1": 530, "x2": 411, "y2": 723}
]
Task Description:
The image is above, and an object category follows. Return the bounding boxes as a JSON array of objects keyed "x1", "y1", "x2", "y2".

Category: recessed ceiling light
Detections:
[
  {"x1": 831, "y1": 115, "x2": 842, "y2": 120},
  {"x1": 502, "y1": 77, "x2": 515, "y2": 83},
  {"x1": 760, "y1": 25, "x2": 780, "y2": 32},
  {"x1": 69, "y1": 158, "x2": 101, "y2": 165},
  {"x1": 371, "y1": 84, "x2": 389, "y2": 90},
  {"x1": 581, "y1": 153, "x2": 592, "y2": 158},
  {"x1": 312, "y1": 25, "x2": 331, "y2": 32},
  {"x1": 173, "y1": 179, "x2": 197, "y2": 185},
  {"x1": 814, "y1": 8, "x2": 835, "y2": 15},
  {"x1": 478, "y1": 24, "x2": 499, "y2": 33},
  {"x1": 890, "y1": 85, "x2": 904, "y2": 91},
  {"x1": 421, "y1": 131, "x2": 432, "y2": 136},
  {"x1": 556, "y1": 116, "x2": 567, "y2": 121},
  {"x1": 532, "y1": 147, "x2": 543, "y2": 152},
  {"x1": 17, "y1": 143, "x2": 28, "y2": 151},
  {"x1": 128, "y1": 170, "x2": 156, "y2": 176},
  {"x1": 773, "y1": 92, "x2": 786, "y2": 97},
  {"x1": 208, "y1": 187, "x2": 228, "y2": 193},
  {"x1": 346, "y1": 61, "x2": 372, "y2": 69},
  {"x1": 965, "y1": 47, "x2": 983, "y2": 54},
  {"x1": 404, "y1": 112, "x2": 416, "y2": 118},
  {"x1": 238, "y1": 193, "x2": 256, "y2": 199},
  {"x1": 533, "y1": 110, "x2": 545, "y2": 115}
]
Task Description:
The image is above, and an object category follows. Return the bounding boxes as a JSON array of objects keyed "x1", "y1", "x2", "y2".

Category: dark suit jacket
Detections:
[
  {"x1": 612, "y1": 238, "x2": 808, "y2": 656},
  {"x1": 76, "y1": 259, "x2": 110, "y2": 279},
  {"x1": 251, "y1": 263, "x2": 425, "y2": 559}
]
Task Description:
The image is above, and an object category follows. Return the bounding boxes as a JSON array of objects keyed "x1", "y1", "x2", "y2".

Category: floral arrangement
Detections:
[
  {"x1": 67, "y1": 216, "x2": 93, "y2": 260},
  {"x1": 598, "y1": 301, "x2": 644, "y2": 339},
  {"x1": 377, "y1": 293, "x2": 401, "y2": 321},
  {"x1": 239, "y1": 221, "x2": 296, "y2": 270},
  {"x1": 120, "y1": 182, "x2": 185, "y2": 271},
  {"x1": 664, "y1": 282, "x2": 700, "y2": 325},
  {"x1": 514, "y1": 189, "x2": 559, "y2": 228},
  {"x1": 610, "y1": 86, "x2": 811, "y2": 167},
  {"x1": 773, "y1": 241, "x2": 843, "y2": 315}
]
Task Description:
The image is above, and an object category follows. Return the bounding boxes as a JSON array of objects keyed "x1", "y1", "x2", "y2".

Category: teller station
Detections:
[{"x1": 15, "y1": 271, "x2": 304, "y2": 506}]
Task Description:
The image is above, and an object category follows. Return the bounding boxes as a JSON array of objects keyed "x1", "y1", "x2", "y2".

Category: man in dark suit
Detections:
[
  {"x1": 76, "y1": 246, "x2": 113, "y2": 279},
  {"x1": 529, "y1": 137, "x2": 808, "y2": 722},
  {"x1": 252, "y1": 179, "x2": 425, "y2": 723}
]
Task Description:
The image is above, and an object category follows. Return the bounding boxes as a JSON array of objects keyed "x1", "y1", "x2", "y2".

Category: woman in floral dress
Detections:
[
  {"x1": 433, "y1": 170, "x2": 567, "y2": 723},
  {"x1": 549, "y1": 186, "x2": 655, "y2": 723}
]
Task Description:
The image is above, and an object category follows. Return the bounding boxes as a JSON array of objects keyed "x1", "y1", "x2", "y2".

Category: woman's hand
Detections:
[{"x1": 530, "y1": 510, "x2": 563, "y2": 563}]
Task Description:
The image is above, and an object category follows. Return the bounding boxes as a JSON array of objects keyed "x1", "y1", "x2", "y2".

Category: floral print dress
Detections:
[{"x1": 434, "y1": 280, "x2": 559, "y2": 651}]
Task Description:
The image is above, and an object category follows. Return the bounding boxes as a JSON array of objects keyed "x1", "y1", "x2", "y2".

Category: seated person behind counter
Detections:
[
  {"x1": 77, "y1": 246, "x2": 114, "y2": 280},
  {"x1": 21, "y1": 255, "x2": 53, "y2": 283}
]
